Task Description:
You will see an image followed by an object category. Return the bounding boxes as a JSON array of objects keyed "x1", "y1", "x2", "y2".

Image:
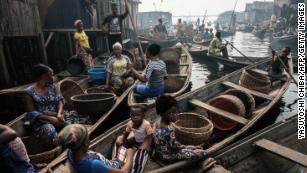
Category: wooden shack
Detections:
[{"x1": 0, "y1": 0, "x2": 47, "y2": 88}]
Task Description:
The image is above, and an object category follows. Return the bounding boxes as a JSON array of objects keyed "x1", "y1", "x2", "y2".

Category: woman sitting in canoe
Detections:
[
  {"x1": 129, "y1": 44, "x2": 167, "y2": 98},
  {"x1": 153, "y1": 95, "x2": 207, "y2": 162},
  {"x1": 0, "y1": 124, "x2": 44, "y2": 172},
  {"x1": 24, "y1": 64, "x2": 72, "y2": 146},
  {"x1": 106, "y1": 42, "x2": 135, "y2": 93},
  {"x1": 208, "y1": 32, "x2": 228, "y2": 58},
  {"x1": 58, "y1": 124, "x2": 134, "y2": 173}
]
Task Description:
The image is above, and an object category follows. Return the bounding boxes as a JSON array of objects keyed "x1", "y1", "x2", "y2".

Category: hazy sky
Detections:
[{"x1": 139, "y1": 0, "x2": 274, "y2": 16}]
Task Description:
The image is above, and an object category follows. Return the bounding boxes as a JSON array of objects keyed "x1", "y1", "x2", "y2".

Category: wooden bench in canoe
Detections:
[
  {"x1": 177, "y1": 115, "x2": 306, "y2": 173},
  {"x1": 44, "y1": 57, "x2": 292, "y2": 173},
  {"x1": 127, "y1": 43, "x2": 192, "y2": 108}
]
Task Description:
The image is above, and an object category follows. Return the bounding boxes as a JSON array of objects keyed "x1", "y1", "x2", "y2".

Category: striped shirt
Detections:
[{"x1": 145, "y1": 58, "x2": 167, "y2": 87}]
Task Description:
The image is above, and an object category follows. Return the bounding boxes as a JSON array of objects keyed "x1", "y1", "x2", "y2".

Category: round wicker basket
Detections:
[
  {"x1": 22, "y1": 136, "x2": 62, "y2": 164},
  {"x1": 240, "y1": 69, "x2": 271, "y2": 93},
  {"x1": 172, "y1": 113, "x2": 213, "y2": 145},
  {"x1": 224, "y1": 89, "x2": 255, "y2": 118},
  {"x1": 208, "y1": 94, "x2": 246, "y2": 131},
  {"x1": 58, "y1": 79, "x2": 84, "y2": 109}
]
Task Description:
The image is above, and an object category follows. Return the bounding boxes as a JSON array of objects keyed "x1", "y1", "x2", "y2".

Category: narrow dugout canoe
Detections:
[{"x1": 45, "y1": 58, "x2": 293, "y2": 173}]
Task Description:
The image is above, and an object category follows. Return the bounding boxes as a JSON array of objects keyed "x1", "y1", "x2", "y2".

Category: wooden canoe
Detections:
[
  {"x1": 272, "y1": 34, "x2": 298, "y2": 43},
  {"x1": 252, "y1": 29, "x2": 266, "y2": 38},
  {"x1": 186, "y1": 43, "x2": 208, "y2": 58},
  {"x1": 192, "y1": 35, "x2": 211, "y2": 46},
  {"x1": 46, "y1": 58, "x2": 292, "y2": 173},
  {"x1": 138, "y1": 36, "x2": 178, "y2": 48},
  {"x1": 7, "y1": 72, "x2": 140, "y2": 171},
  {"x1": 206, "y1": 54, "x2": 267, "y2": 69},
  {"x1": 127, "y1": 43, "x2": 192, "y2": 108},
  {"x1": 177, "y1": 114, "x2": 306, "y2": 173}
]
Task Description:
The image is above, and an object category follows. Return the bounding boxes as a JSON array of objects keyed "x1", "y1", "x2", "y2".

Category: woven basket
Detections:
[
  {"x1": 172, "y1": 113, "x2": 213, "y2": 145},
  {"x1": 21, "y1": 136, "x2": 62, "y2": 164},
  {"x1": 59, "y1": 79, "x2": 85, "y2": 109},
  {"x1": 240, "y1": 69, "x2": 271, "y2": 93},
  {"x1": 208, "y1": 94, "x2": 246, "y2": 131},
  {"x1": 224, "y1": 89, "x2": 255, "y2": 118},
  {"x1": 159, "y1": 48, "x2": 181, "y2": 66}
]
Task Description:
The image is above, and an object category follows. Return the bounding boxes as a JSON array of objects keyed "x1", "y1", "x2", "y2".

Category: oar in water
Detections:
[
  {"x1": 269, "y1": 46, "x2": 298, "y2": 86},
  {"x1": 224, "y1": 39, "x2": 255, "y2": 63}
]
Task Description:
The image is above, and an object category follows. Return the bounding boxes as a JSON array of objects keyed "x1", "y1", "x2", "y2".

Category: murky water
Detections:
[{"x1": 190, "y1": 31, "x2": 298, "y2": 123}]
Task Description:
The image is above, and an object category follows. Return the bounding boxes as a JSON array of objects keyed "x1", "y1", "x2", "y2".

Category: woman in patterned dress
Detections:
[
  {"x1": 153, "y1": 95, "x2": 207, "y2": 162},
  {"x1": 24, "y1": 64, "x2": 66, "y2": 145}
]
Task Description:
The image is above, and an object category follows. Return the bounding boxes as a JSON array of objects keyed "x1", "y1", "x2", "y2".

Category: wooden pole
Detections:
[
  {"x1": 224, "y1": 39, "x2": 255, "y2": 63},
  {"x1": 123, "y1": 0, "x2": 146, "y2": 65},
  {"x1": 269, "y1": 46, "x2": 298, "y2": 86}
]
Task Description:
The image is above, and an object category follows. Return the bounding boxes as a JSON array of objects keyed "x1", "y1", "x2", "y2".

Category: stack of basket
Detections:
[
  {"x1": 240, "y1": 69, "x2": 271, "y2": 93},
  {"x1": 207, "y1": 89, "x2": 256, "y2": 131},
  {"x1": 172, "y1": 113, "x2": 213, "y2": 145}
]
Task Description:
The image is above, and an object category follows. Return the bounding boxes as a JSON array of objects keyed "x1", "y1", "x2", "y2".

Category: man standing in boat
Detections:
[
  {"x1": 208, "y1": 32, "x2": 228, "y2": 58},
  {"x1": 102, "y1": 2, "x2": 129, "y2": 52},
  {"x1": 153, "y1": 18, "x2": 168, "y2": 40}
]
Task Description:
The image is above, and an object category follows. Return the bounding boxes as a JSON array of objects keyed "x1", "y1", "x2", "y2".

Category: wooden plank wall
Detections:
[{"x1": 0, "y1": 0, "x2": 44, "y2": 88}]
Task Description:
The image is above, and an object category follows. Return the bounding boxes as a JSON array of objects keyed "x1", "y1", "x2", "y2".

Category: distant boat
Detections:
[{"x1": 138, "y1": 35, "x2": 178, "y2": 48}]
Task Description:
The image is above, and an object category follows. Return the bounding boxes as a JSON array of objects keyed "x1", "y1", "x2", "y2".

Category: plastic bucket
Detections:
[{"x1": 88, "y1": 68, "x2": 107, "y2": 81}]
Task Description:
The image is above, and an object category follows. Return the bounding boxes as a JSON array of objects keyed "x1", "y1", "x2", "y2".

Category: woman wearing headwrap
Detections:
[
  {"x1": 58, "y1": 124, "x2": 134, "y2": 173},
  {"x1": 0, "y1": 124, "x2": 36, "y2": 173},
  {"x1": 74, "y1": 19, "x2": 93, "y2": 67},
  {"x1": 106, "y1": 42, "x2": 135, "y2": 94}
]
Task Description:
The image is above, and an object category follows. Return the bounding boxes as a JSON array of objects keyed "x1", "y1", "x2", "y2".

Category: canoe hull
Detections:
[{"x1": 138, "y1": 36, "x2": 178, "y2": 48}]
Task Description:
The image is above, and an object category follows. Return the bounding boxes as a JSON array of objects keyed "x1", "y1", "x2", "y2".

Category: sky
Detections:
[{"x1": 139, "y1": 0, "x2": 274, "y2": 16}]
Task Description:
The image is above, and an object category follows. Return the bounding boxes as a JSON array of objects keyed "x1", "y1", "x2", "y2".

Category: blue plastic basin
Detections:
[{"x1": 88, "y1": 68, "x2": 107, "y2": 80}]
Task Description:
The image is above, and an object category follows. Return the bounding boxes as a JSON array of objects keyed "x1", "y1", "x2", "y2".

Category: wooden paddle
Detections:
[
  {"x1": 123, "y1": 0, "x2": 146, "y2": 66},
  {"x1": 224, "y1": 39, "x2": 255, "y2": 63},
  {"x1": 269, "y1": 46, "x2": 298, "y2": 86}
]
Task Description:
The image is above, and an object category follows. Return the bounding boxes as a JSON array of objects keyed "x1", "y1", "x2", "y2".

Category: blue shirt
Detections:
[{"x1": 68, "y1": 150, "x2": 109, "y2": 173}]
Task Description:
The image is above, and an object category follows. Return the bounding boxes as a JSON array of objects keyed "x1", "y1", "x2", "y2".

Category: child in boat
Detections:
[
  {"x1": 58, "y1": 124, "x2": 134, "y2": 173},
  {"x1": 153, "y1": 95, "x2": 207, "y2": 162},
  {"x1": 116, "y1": 105, "x2": 153, "y2": 150}
]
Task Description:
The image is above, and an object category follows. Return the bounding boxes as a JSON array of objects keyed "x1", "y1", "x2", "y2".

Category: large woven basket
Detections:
[
  {"x1": 208, "y1": 94, "x2": 246, "y2": 131},
  {"x1": 224, "y1": 89, "x2": 255, "y2": 118},
  {"x1": 59, "y1": 79, "x2": 85, "y2": 109},
  {"x1": 172, "y1": 113, "x2": 213, "y2": 145},
  {"x1": 240, "y1": 69, "x2": 271, "y2": 93},
  {"x1": 21, "y1": 136, "x2": 62, "y2": 164}
]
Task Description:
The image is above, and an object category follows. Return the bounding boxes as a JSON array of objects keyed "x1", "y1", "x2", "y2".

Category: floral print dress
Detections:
[
  {"x1": 153, "y1": 119, "x2": 207, "y2": 162},
  {"x1": 25, "y1": 85, "x2": 64, "y2": 142}
]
